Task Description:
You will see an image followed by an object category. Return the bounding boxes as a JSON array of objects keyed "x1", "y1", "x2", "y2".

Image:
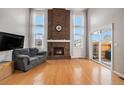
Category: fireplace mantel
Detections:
[{"x1": 47, "y1": 40, "x2": 70, "y2": 42}]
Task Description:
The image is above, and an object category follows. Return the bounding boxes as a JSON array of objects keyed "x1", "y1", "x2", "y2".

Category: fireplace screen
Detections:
[{"x1": 53, "y1": 47, "x2": 64, "y2": 55}]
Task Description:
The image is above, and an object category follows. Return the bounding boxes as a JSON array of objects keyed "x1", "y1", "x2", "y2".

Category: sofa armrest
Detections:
[
  {"x1": 16, "y1": 55, "x2": 30, "y2": 66},
  {"x1": 37, "y1": 51, "x2": 47, "y2": 56}
]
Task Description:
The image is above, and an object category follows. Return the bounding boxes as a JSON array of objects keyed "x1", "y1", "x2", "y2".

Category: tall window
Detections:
[
  {"x1": 32, "y1": 11, "x2": 45, "y2": 50},
  {"x1": 73, "y1": 15, "x2": 84, "y2": 47}
]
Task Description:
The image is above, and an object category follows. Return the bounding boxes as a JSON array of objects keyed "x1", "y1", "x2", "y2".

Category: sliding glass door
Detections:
[
  {"x1": 90, "y1": 24, "x2": 113, "y2": 69},
  {"x1": 101, "y1": 29, "x2": 112, "y2": 67}
]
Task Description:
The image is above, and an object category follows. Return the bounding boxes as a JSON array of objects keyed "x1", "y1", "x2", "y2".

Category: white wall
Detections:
[
  {"x1": 88, "y1": 8, "x2": 124, "y2": 77},
  {"x1": 0, "y1": 8, "x2": 29, "y2": 61}
]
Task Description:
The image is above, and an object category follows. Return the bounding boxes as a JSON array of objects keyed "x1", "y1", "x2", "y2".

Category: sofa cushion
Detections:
[
  {"x1": 37, "y1": 55, "x2": 44, "y2": 60},
  {"x1": 14, "y1": 48, "x2": 29, "y2": 56},
  {"x1": 29, "y1": 56, "x2": 38, "y2": 61},
  {"x1": 29, "y1": 56, "x2": 39, "y2": 65},
  {"x1": 29, "y1": 48, "x2": 39, "y2": 57}
]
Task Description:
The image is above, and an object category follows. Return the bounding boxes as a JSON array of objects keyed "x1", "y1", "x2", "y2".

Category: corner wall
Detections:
[{"x1": 88, "y1": 8, "x2": 124, "y2": 77}]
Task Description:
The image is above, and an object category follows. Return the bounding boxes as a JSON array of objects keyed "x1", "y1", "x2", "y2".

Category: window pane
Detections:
[
  {"x1": 35, "y1": 16, "x2": 43, "y2": 25},
  {"x1": 74, "y1": 28, "x2": 82, "y2": 47},
  {"x1": 35, "y1": 34, "x2": 43, "y2": 48},
  {"x1": 33, "y1": 26, "x2": 44, "y2": 49},
  {"x1": 91, "y1": 32, "x2": 100, "y2": 42},
  {"x1": 35, "y1": 34, "x2": 43, "y2": 39},
  {"x1": 101, "y1": 30, "x2": 112, "y2": 64},
  {"x1": 74, "y1": 28, "x2": 83, "y2": 35},
  {"x1": 74, "y1": 34, "x2": 81, "y2": 40},
  {"x1": 74, "y1": 35, "x2": 81, "y2": 47},
  {"x1": 91, "y1": 32, "x2": 100, "y2": 61},
  {"x1": 74, "y1": 16, "x2": 82, "y2": 26},
  {"x1": 101, "y1": 31, "x2": 111, "y2": 42},
  {"x1": 33, "y1": 27, "x2": 44, "y2": 34}
]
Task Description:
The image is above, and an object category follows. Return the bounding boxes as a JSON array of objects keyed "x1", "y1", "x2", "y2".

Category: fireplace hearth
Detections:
[{"x1": 54, "y1": 47, "x2": 64, "y2": 55}]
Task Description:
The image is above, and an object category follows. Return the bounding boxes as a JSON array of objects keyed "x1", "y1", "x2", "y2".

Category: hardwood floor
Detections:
[{"x1": 0, "y1": 59, "x2": 124, "y2": 85}]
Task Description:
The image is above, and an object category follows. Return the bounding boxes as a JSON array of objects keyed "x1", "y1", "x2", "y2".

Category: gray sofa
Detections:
[{"x1": 12, "y1": 48, "x2": 47, "y2": 72}]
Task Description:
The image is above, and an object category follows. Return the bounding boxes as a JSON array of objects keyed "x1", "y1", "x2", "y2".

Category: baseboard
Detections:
[
  {"x1": 113, "y1": 70, "x2": 124, "y2": 78},
  {"x1": 71, "y1": 56, "x2": 86, "y2": 59}
]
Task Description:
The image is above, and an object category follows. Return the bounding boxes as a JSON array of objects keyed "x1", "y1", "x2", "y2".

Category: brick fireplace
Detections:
[
  {"x1": 48, "y1": 42, "x2": 70, "y2": 59},
  {"x1": 47, "y1": 8, "x2": 70, "y2": 59},
  {"x1": 53, "y1": 47, "x2": 64, "y2": 55}
]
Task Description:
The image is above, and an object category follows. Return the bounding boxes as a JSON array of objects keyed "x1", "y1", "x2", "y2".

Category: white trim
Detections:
[
  {"x1": 113, "y1": 71, "x2": 124, "y2": 78},
  {"x1": 47, "y1": 40, "x2": 70, "y2": 42},
  {"x1": 111, "y1": 23, "x2": 114, "y2": 71}
]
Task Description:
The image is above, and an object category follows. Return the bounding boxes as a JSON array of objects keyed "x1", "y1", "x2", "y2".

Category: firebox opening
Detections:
[{"x1": 53, "y1": 47, "x2": 64, "y2": 55}]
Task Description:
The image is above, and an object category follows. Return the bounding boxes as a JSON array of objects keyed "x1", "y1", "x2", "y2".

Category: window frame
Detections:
[
  {"x1": 73, "y1": 14, "x2": 84, "y2": 47},
  {"x1": 32, "y1": 10, "x2": 45, "y2": 50}
]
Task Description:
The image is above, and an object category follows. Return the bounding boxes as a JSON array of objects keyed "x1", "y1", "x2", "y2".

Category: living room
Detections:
[
  {"x1": 1, "y1": 0, "x2": 124, "y2": 92},
  {"x1": 0, "y1": 8, "x2": 124, "y2": 85}
]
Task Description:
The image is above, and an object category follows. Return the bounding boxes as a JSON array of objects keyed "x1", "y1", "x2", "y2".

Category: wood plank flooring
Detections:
[{"x1": 0, "y1": 59, "x2": 124, "y2": 85}]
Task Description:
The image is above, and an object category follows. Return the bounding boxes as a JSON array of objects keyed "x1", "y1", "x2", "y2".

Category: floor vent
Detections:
[{"x1": 119, "y1": 76, "x2": 124, "y2": 80}]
